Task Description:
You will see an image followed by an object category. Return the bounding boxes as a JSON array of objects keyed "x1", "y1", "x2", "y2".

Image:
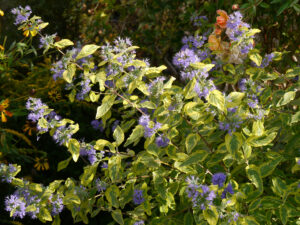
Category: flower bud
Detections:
[{"x1": 232, "y1": 4, "x2": 239, "y2": 10}]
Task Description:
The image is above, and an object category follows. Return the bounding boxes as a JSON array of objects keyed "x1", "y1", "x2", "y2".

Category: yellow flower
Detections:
[
  {"x1": 23, "y1": 120, "x2": 37, "y2": 136},
  {"x1": 22, "y1": 24, "x2": 39, "y2": 37},
  {"x1": 48, "y1": 89, "x2": 61, "y2": 102},
  {"x1": 34, "y1": 157, "x2": 49, "y2": 171},
  {"x1": 0, "y1": 9, "x2": 4, "y2": 16},
  {"x1": 0, "y1": 99, "x2": 13, "y2": 122},
  {"x1": 0, "y1": 45, "x2": 4, "y2": 51}
]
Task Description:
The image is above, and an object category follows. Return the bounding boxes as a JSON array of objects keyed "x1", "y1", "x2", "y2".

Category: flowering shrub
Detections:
[{"x1": 1, "y1": 5, "x2": 300, "y2": 225}]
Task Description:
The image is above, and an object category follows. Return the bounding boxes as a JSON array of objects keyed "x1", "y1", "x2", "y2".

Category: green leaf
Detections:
[
  {"x1": 39, "y1": 208, "x2": 52, "y2": 221},
  {"x1": 285, "y1": 67, "x2": 300, "y2": 78},
  {"x1": 185, "y1": 133, "x2": 199, "y2": 154},
  {"x1": 179, "y1": 150, "x2": 208, "y2": 167},
  {"x1": 208, "y1": 90, "x2": 226, "y2": 112},
  {"x1": 63, "y1": 193, "x2": 81, "y2": 205},
  {"x1": 243, "y1": 216, "x2": 260, "y2": 225},
  {"x1": 124, "y1": 125, "x2": 144, "y2": 147},
  {"x1": 249, "y1": 52, "x2": 262, "y2": 67},
  {"x1": 54, "y1": 39, "x2": 74, "y2": 49},
  {"x1": 113, "y1": 126, "x2": 124, "y2": 146},
  {"x1": 144, "y1": 65, "x2": 167, "y2": 75},
  {"x1": 81, "y1": 162, "x2": 99, "y2": 186},
  {"x1": 225, "y1": 132, "x2": 243, "y2": 159},
  {"x1": 105, "y1": 185, "x2": 120, "y2": 208},
  {"x1": 67, "y1": 138, "x2": 80, "y2": 162},
  {"x1": 89, "y1": 91, "x2": 100, "y2": 102},
  {"x1": 190, "y1": 62, "x2": 215, "y2": 71},
  {"x1": 112, "y1": 209, "x2": 124, "y2": 225},
  {"x1": 125, "y1": 59, "x2": 146, "y2": 68},
  {"x1": 153, "y1": 171, "x2": 167, "y2": 199},
  {"x1": 246, "y1": 29, "x2": 261, "y2": 37},
  {"x1": 223, "y1": 64, "x2": 235, "y2": 74},
  {"x1": 277, "y1": 0, "x2": 292, "y2": 15},
  {"x1": 62, "y1": 63, "x2": 76, "y2": 83},
  {"x1": 249, "y1": 198, "x2": 262, "y2": 211},
  {"x1": 247, "y1": 132, "x2": 277, "y2": 147},
  {"x1": 272, "y1": 177, "x2": 287, "y2": 196},
  {"x1": 76, "y1": 44, "x2": 100, "y2": 60},
  {"x1": 164, "y1": 76, "x2": 176, "y2": 89},
  {"x1": 260, "y1": 155, "x2": 282, "y2": 178},
  {"x1": 291, "y1": 111, "x2": 300, "y2": 124},
  {"x1": 276, "y1": 91, "x2": 296, "y2": 107},
  {"x1": 183, "y1": 78, "x2": 197, "y2": 99},
  {"x1": 52, "y1": 215, "x2": 61, "y2": 225},
  {"x1": 95, "y1": 139, "x2": 115, "y2": 152},
  {"x1": 246, "y1": 165, "x2": 263, "y2": 192},
  {"x1": 96, "y1": 95, "x2": 116, "y2": 119},
  {"x1": 280, "y1": 205, "x2": 288, "y2": 225},
  {"x1": 203, "y1": 206, "x2": 218, "y2": 225},
  {"x1": 252, "y1": 120, "x2": 264, "y2": 136},
  {"x1": 226, "y1": 92, "x2": 245, "y2": 108},
  {"x1": 260, "y1": 196, "x2": 282, "y2": 209},
  {"x1": 108, "y1": 155, "x2": 122, "y2": 182},
  {"x1": 184, "y1": 212, "x2": 194, "y2": 225},
  {"x1": 119, "y1": 184, "x2": 134, "y2": 208}
]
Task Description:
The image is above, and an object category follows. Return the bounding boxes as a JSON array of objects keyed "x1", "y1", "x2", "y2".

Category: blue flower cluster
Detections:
[
  {"x1": 11, "y1": 5, "x2": 32, "y2": 25},
  {"x1": 218, "y1": 107, "x2": 243, "y2": 135},
  {"x1": 4, "y1": 183, "x2": 64, "y2": 219},
  {"x1": 239, "y1": 78, "x2": 263, "y2": 109},
  {"x1": 138, "y1": 114, "x2": 161, "y2": 138},
  {"x1": 173, "y1": 29, "x2": 216, "y2": 99},
  {"x1": 80, "y1": 142, "x2": 102, "y2": 165},
  {"x1": 133, "y1": 189, "x2": 145, "y2": 205},
  {"x1": 39, "y1": 33, "x2": 56, "y2": 49},
  {"x1": 0, "y1": 163, "x2": 18, "y2": 183},
  {"x1": 134, "y1": 220, "x2": 145, "y2": 225},
  {"x1": 186, "y1": 173, "x2": 236, "y2": 218},
  {"x1": 186, "y1": 176, "x2": 216, "y2": 210},
  {"x1": 26, "y1": 98, "x2": 103, "y2": 164}
]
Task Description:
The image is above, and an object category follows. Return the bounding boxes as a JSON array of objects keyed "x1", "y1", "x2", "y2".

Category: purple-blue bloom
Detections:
[
  {"x1": 133, "y1": 189, "x2": 145, "y2": 205},
  {"x1": 95, "y1": 178, "x2": 107, "y2": 192},
  {"x1": 138, "y1": 115, "x2": 150, "y2": 127},
  {"x1": 155, "y1": 135, "x2": 170, "y2": 148},
  {"x1": 0, "y1": 163, "x2": 18, "y2": 183},
  {"x1": 5, "y1": 194, "x2": 26, "y2": 219},
  {"x1": 173, "y1": 48, "x2": 199, "y2": 69},
  {"x1": 134, "y1": 221, "x2": 145, "y2": 225},
  {"x1": 80, "y1": 143, "x2": 98, "y2": 164},
  {"x1": 50, "y1": 194, "x2": 64, "y2": 216},
  {"x1": 91, "y1": 120, "x2": 104, "y2": 132},
  {"x1": 76, "y1": 78, "x2": 91, "y2": 100},
  {"x1": 257, "y1": 53, "x2": 275, "y2": 68},
  {"x1": 212, "y1": 172, "x2": 226, "y2": 187},
  {"x1": 39, "y1": 33, "x2": 56, "y2": 49},
  {"x1": 11, "y1": 6, "x2": 32, "y2": 25},
  {"x1": 221, "y1": 183, "x2": 234, "y2": 199},
  {"x1": 112, "y1": 120, "x2": 120, "y2": 132}
]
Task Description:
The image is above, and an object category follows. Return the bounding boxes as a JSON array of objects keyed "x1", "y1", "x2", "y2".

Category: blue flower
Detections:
[
  {"x1": 173, "y1": 48, "x2": 199, "y2": 69},
  {"x1": 50, "y1": 194, "x2": 64, "y2": 216},
  {"x1": 155, "y1": 135, "x2": 170, "y2": 148},
  {"x1": 212, "y1": 172, "x2": 226, "y2": 187},
  {"x1": 5, "y1": 194, "x2": 26, "y2": 218},
  {"x1": 11, "y1": 6, "x2": 32, "y2": 25},
  {"x1": 91, "y1": 120, "x2": 104, "y2": 132},
  {"x1": 221, "y1": 183, "x2": 234, "y2": 199},
  {"x1": 133, "y1": 189, "x2": 145, "y2": 205}
]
